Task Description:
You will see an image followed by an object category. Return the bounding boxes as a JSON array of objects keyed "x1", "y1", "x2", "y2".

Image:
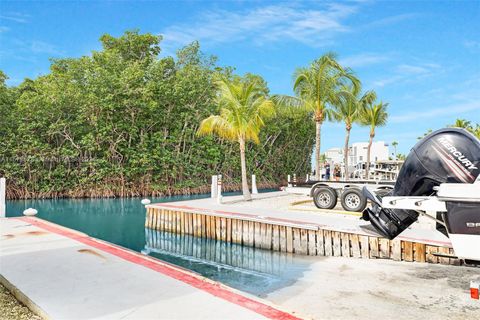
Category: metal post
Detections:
[
  {"x1": 306, "y1": 174, "x2": 309, "y2": 182},
  {"x1": 211, "y1": 175, "x2": 218, "y2": 198},
  {"x1": 293, "y1": 174, "x2": 297, "y2": 186},
  {"x1": 0, "y1": 178, "x2": 5, "y2": 217},
  {"x1": 217, "y1": 175, "x2": 222, "y2": 204},
  {"x1": 252, "y1": 174, "x2": 258, "y2": 194},
  {"x1": 287, "y1": 174, "x2": 292, "y2": 187}
]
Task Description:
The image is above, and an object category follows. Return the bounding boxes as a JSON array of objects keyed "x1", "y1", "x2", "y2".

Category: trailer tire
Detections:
[
  {"x1": 313, "y1": 187, "x2": 337, "y2": 210},
  {"x1": 341, "y1": 188, "x2": 367, "y2": 212}
]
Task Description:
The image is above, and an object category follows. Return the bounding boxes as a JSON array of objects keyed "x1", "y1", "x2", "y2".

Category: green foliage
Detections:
[
  {"x1": 273, "y1": 52, "x2": 359, "y2": 122},
  {"x1": 449, "y1": 118, "x2": 480, "y2": 139},
  {"x1": 419, "y1": 119, "x2": 480, "y2": 140},
  {"x1": 417, "y1": 129, "x2": 433, "y2": 140},
  {"x1": 0, "y1": 31, "x2": 314, "y2": 199},
  {"x1": 359, "y1": 99, "x2": 388, "y2": 137},
  {"x1": 198, "y1": 77, "x2": 275, "y2": 144},
  {"x1": 330, "y1": 85, "x2": 374, "y2": 129}
]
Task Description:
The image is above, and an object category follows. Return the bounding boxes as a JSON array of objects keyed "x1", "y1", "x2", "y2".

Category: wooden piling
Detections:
[
  {"x1": 316, "y1": 229, "x2": 325, "y2": 256},
  {"x1": 404, "y1": 241, "x2": 414, "y2": 262}
]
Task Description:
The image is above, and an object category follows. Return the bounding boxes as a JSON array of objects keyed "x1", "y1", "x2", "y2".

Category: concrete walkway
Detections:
[
  {"x1": 0, "y1": 217, "x2": 299, "y2": 320},
  {"x1": 148, "y1": 191, "x2": 452, "y2": 247}
]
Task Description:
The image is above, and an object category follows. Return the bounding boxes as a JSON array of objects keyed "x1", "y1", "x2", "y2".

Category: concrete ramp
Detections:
[{"x1": 0, "y1": 217, "x2": 299, "y2": 320}]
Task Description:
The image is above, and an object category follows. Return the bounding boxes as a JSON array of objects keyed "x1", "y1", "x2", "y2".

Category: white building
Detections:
[
  {"x1": 324, "y1": 147, "x2": 343, "y2": 164},
  {"x1": 322, "y1": 141, "x2": 390, "y2": 178},
  {"x1": 325, "y1": 142, "x2": 389, "y2": 166},
  {"x1": 349, "y1": 141, "x2": 389, "y2": 167}
]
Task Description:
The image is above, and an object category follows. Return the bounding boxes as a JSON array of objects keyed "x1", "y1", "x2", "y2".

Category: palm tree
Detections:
[
  {"x1": 473, "y1": 124, "x2": 480, "y2": 139},
  {"x1": 391, "y1": 141, "x2": 398, "y2": 159},
  {"x1": 198, "y1": 77, "x2": 275, "y2": 201},
  {"x1": 448, "y1": 119, "x2": 479, "y2": 138},
  {"x1": 417, "y1": 129, "x2": 433, "y2": 140},
  {"x1": 273, "y1": 52, "x2": 359, "y2": 179},
  {"x1": 452, "y1": 118, "x2": 472, "y2": 129},
  {"x1": 331, "y1": 85, "x2": 375, "y2": 180},
  {"x1": 360, "y1": 101, "x2": 388, "y2": 179}
]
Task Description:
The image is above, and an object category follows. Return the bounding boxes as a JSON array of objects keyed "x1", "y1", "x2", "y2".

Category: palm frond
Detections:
[
  {"x1": 198, "y1": 77, "x2": 275, "y2": 145},
  {"x1": 359, "y1": 100, "x2": 389, "y2": 129}
]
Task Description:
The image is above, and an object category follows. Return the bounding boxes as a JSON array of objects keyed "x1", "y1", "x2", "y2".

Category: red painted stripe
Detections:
[
  {"x1": 397, "y1": 235, "x2": 451, "y2": 247},
  {"x1": 15, "y1": 217, "x2": 300, "y2": 320}
]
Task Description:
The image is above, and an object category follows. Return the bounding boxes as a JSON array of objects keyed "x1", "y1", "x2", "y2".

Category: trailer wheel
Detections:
[
  {"x1": 341, "y1": 189, "x2": 367, "y2": 212},
  {"x1": 313, "y1": 187, "x2": 337, "y2": 210}
]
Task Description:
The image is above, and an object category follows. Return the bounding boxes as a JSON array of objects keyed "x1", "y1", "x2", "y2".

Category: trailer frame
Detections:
[{"x1": 286, "y1": 179, "x2": 395, "y2": 212}]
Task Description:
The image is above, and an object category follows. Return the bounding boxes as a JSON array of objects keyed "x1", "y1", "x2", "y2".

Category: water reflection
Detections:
[{"x1": 144, "y1": 228, "x2": 313, "y2": 296}]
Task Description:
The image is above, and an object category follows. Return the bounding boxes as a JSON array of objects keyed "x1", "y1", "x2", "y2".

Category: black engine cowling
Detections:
[{"x1": 363, "y1": 128, "x2": 480, "y2": 239}]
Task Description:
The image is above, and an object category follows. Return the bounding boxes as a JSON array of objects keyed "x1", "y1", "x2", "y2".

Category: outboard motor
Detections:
[{"x1": 363, "y1": 128, "x2": 480, "y2": 240}]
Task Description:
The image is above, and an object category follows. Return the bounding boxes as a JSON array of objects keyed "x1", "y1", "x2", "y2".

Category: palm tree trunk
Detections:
[
  {"x1": 239, "y1": 137, "x2": 252, "y2": 201},
  {"x1": 315, "y1": 121, "x2": 322, "y2": 180},
  {"x1": 344, "y1": 127, "x2": 351, "y2": 180},
  {"x1": 366, "y1": 133, "x2": 373, "y2": 180}
]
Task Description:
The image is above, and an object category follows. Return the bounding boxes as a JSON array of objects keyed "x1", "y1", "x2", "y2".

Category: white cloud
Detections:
[
  {"x1": 372, "y1": 75, "x2": 402, "y2": 88},
  {"x1": 373, "y1": 62, "x2": 442, "y2": 87},
  {"x1": 30, "y1": 40, "x2": 64, "y2": 55},
  {"x1": 396, "y1": 64, "x2": 429, "y2": 75},
  {"x1": 0, "y1": 13, "x2": 29, "y2": 23},
  {"x1": 363, "y1": 13, "x2": 418, "y2": 29},
  {"x1": 390, "y1": 101, "x2": 480, "y2": 123},
  {"x1": 339, "y1": 53, "x2": 389, "y2": 68},
  {"x1": 397, "y1": 63, "x2": 440, "y2": 75},
  {"x1": 464, "y1": 40, "x2": 480, "y2": 50},
  {"x1": 161, "y1": 3, "x2": 360, "y2": 50},
  {"x1": 1, "y1": 39, "x2": 65, "y2": 61},
  {"x1": 0, "y1": 26, "x2": 9, "y2": 33}
]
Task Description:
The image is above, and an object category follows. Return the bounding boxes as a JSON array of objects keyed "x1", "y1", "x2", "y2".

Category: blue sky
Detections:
[{"x1": 1, "y1": 0, "x2": 479, "y2": 155}]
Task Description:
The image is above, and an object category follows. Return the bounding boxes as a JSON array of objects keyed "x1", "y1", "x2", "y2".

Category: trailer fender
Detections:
[{"x1": 309, "y1": 183, "x2": 331, "y2": 197}]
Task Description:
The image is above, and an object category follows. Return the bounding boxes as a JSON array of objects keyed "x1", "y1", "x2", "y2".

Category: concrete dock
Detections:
[
  {"x1": 149, "y1": 191, "x2": 451, "y2": 247},
  {"x1": 145, "y1": 191, "x2": 457, "y2": 266},
  {"x1": 0, "y1": 217, "x2": 299, "y2": 319}
]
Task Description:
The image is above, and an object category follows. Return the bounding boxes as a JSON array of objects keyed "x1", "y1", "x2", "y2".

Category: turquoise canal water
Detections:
[{"x1": 6, "y1": 190, "x2": 314, "y2": 296}]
